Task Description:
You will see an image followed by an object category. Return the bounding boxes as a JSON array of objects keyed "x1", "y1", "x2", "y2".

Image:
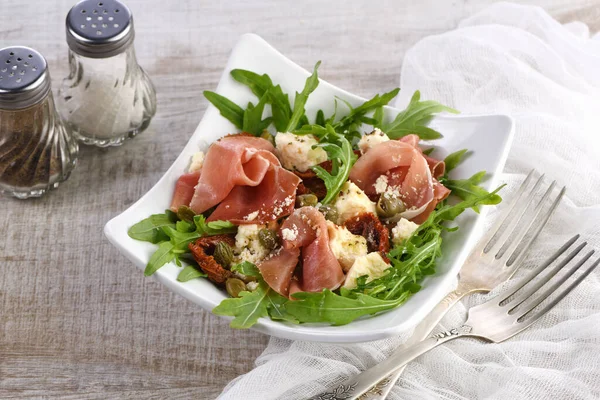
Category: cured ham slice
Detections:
[
  {"x1": 257, "y1": 207, "x2": 345, "y2": 298},
  {"x1": 349, "y1": 136, "x2": 449, "y2": 222},
  {"x1": 207, "y1": 166, "x2": 300, "y2": 224},
  {"x1": 189, "y1": 136, "x2": 278, "y2": 213},
  {"x1": 171, "y1": 135, "x2": 301, "y2": 224},
  {"x1": 170, "y1": 171, "x2": 201, "y2": 211},
  {"x1": 256, "y1": 247, "x2": 300, "y2": 298},
  {"x1": 400, "y1": 134, "x2": 445, "y2": 178}
]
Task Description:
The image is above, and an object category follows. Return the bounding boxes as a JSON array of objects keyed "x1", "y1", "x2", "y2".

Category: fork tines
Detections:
[
  {"x1": 484, "y1": 235, "x2": 600, "y2": 339},
  {"x1": 479, "y1": 169, "x2": 565, "y2": 272}
]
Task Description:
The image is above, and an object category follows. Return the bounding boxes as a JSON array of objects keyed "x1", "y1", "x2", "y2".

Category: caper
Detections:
[
  {"x1": 260, "y1": 130, "x2": 275, "y2": 146},
  {"x1": 295, "y1": 193, "x2": 318, "y2": 208},
  {"x1": 258, "y1": 228, "x2": 279, "y2": 250},
  {"x1": 177, "y1": 205, "x2": 196, "y2": 222},
  {"x1": 319, "y1": 204, "x2": 339, "y2": 223},
  {"x1": 225, "y1": 278, "x2": 247, "y2": 298},
  {"x1": 213, "y1": 241, "x2": 234, "y2": 268},
  {"x1": 376, "y1": 194, "x2": 406, "y2": 218}
]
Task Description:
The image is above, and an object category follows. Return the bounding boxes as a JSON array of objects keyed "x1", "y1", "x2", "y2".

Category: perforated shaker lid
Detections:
[
  {"x1": 66, "y1": 0, "x2": 134, "y2": 58},
  {"x1": 0, "y1": 46, "x2": 51, "y2": 110}
]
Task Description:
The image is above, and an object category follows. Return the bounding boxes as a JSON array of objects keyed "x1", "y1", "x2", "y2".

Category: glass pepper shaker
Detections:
[
  {"x1": 58, "y1": 0, "x2": 157, "y2": 147},
  {"x1": 0, "y1": 46, "x2": 78, "y2": 199}
]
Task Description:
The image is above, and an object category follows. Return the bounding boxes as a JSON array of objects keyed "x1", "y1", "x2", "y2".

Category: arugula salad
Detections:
[{"x1": 128, "y1": 62, "x2": 502, "y2": 328}]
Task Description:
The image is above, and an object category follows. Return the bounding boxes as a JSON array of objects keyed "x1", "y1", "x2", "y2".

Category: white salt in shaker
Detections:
[{"x1": 58, "y1": 0, "x2": 156, "y2": 147}]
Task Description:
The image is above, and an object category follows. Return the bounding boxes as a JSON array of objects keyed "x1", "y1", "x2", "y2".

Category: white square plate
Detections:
[{"x1": 104, "y1": 33, "x2": 514, "y2": 343}]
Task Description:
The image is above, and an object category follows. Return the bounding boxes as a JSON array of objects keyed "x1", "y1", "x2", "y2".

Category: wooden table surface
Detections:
[{"x1": 1, "y1": 0, "x2": 598, "y2": 398}]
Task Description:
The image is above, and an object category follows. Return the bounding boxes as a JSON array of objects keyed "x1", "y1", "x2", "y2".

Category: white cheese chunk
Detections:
[
  {"x1": 334, "y1": 181, "x2": 377, "y2": 223},
  {"x1": 374, "y1": 175, "x2": 389, "y2": 194},
  {"x1": 326, "y1": 221, "x2": 368, "y2": 272},
  {"x1": 343, "y1": 252, "x2": 390, "y2": 289},
  {"x1": 233, "y1": 224, "x2": 270, "y2": 265},
  {"x1": 275, "y1": 132, "x2": 328, "y2": 172},
  {"x1": 358, "y1": 128, "x2": 390, "y2": 154},
  {"x1": 391, "y1": 218, "x2": 419, "y2": 245},
  {"x1": 188, "y1": 151, "x2": 205, "y2": 173},
  {"x1": 281, "y1": 225, "x2": 299, "y2": 241}
]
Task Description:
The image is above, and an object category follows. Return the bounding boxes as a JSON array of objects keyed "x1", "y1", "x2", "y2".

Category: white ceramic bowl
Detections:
[{"x1": 104, "y1": 33, "x2": 514, "y2": 343}]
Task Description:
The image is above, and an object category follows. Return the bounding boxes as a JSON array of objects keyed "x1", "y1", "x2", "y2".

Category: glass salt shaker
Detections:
[
  {"x1": 58, "y1": 0, "x2": 157, "y2": 147},
  {"x1": 0, "y1": 46, "x2": 78, "y2": 199}
]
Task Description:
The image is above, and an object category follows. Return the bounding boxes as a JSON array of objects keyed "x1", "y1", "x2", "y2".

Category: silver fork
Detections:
[
  {"x1": 361, "y1": 170, "x2": 564, "y2": 399},
  {"x1": 314, "y1": 235, "x2": 599, "y2": 400}
]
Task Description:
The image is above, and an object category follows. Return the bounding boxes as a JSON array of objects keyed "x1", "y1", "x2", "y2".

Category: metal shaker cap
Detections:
[
  {"x1": 66, "y1": 0, "x2": 134, "y2": 58},
  {"x1": 0, "y1": 47, "x2": 51, "y2": 110}
]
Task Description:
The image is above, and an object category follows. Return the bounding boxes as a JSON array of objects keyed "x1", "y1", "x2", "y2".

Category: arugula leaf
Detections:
[
  {"x1": 140, "y1": 217, "x2": 237, "y2": 277},
  {"x1": 230, "y1": 69, "x2": 273, "y2": 97},
  {"x1": 204, "y1": 91, "x2": 244, "y2": 129},
  {"x1": 268, "y1": 85, "x2": 293, "y2": 132},
  {"x1": 214, "y1": 262, "x2": 295, "y2": 327},
  {"x1": 294, "y1": 124, "x2": 329, "y2": 138},
  {"x1": 193, "y1": 215, "x2": 237, "y2": 236},
  {"x1": 315, "y1": 109, "x2": 326, "y2": 126},
  {"x1": 380, "y1": 91, "x2": 458, "y2": 140},
  {"x1": 333, "y1": 88, "x2": 399, "y2": 141},
  {"x1": 128, "y1": 213, "x2": 174, "y2": 243},
  {"x1": 213, "y1": 284, "x2": 270, "y2": 328},
  {"x1": 177, "y1": 265, "x2": 207, "y2": 282},
  {"x1": 144, "y1": 241, "x2": 176, "y2": 276},
  {"x1": 242, "y1": 93, "x2": 273, "y2": 136},
  {"x1": 176, "y1": 220, "x2": 194, "y2": 233},
  {"x1": 285, "y1": 290, "x2": 408, "y2": 325},
  {"x1": 285, "y1": 61, "x2": 321, "y2": 132},
  {"x1": 311, "y1": 127, "x2": 357, "y2": 204},
  {"x1": 444, "y1": 149, "x2": 469, "y2": 173},
  {"x1": 161, "y1": 226, "x2": 201, "y2": 251},
  {"x1": 213, "y1": 281, "x2": 292, "y2": 328},
  {"x1": 445, "y1": 172, "x2": 503, "y2": 213},
  {"x1": 266, "y1": 291, "x2": 297, "y2": 323},
  {"x1": 422, "y1": 147, "x2": 435, "y2": 156},
  {"x1": 231, "y1": 261, "x2": 262, "y2": 277},
  {"x1": 229, "y1": 69, "x2": 293, "y2": 132},
  {"x1": 373, "y1": 106, "x2": 384, "y2": 128},
  {"x1": 340, "y1": 88, "x2": 399, "y2": 120}
]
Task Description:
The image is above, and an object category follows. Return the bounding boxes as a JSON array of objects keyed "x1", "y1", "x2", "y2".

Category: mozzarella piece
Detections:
[
  {"x1": 391, "y1": 218, "x2": 420, "y2": 245},
  {"x1": 188, "y1": 151, "x2": 205, "y2": 172},
  {"x1": 275, "y1": 132, "x2": 328, "y2": 172},
  {"x1": 233, "y1": 224, "x2": 270, "y2": 265},
  {"x1": 334, "y1": 181, "x2": 377, "y2": 223},
  {"x1": 358, "y1": 128, "x2": 390, "y2": 154},
  {"x1": 326, "y1": 221, "x2": 368, "y2": 272},
  {"x1": 343, "y1": 252, "x2": 390, "y2": 289}
]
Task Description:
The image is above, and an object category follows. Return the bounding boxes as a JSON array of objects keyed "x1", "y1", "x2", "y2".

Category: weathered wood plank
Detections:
[{"x1": 1, "y1": 0, "x2": 597, "y2": 398}]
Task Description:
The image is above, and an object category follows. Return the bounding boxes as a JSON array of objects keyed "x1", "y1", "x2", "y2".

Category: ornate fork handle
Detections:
[
  {"x1": 363, "y1": 282, "x2": 479, "y2": 399},
  {"x1": 312, "y1": 325, "x2": 473, "y2": 400}
]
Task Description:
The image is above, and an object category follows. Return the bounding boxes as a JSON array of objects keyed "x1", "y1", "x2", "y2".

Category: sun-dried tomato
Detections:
[
  {"x1": 292, "y1": 160, "x2": 331, "y2": 200},
  {"x1": 344, "y1": 212, "x2": 390, "y2": 255},
  {"x1": 188, "y1": 234, "x2": 236, "y2": 284},
  {"x1": 293, "y1": 151, "x2": 361, "y2": 200}
]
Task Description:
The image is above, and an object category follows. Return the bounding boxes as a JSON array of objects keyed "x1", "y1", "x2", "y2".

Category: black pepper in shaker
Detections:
[
  {"x1": 0, "y1": 46, "x2": 78, "y2": 199},
  {"x1": 58, "y1": 0, "x2": 157, "y2": 147}
]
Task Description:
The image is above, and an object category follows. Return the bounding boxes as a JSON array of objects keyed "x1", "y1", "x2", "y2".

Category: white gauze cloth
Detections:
[{"x1": 219, "y1": 3, "x2": 600, "y2": 399}]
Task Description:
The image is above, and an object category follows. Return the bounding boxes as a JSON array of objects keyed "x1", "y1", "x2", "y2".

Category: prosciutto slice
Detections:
[
  {"x1": 171, "y1": 135, "x2": 301, "y2": 224},
  {"x1": 399, "y1": 134, "x2": 445, "y2": 178},
  {"x1": 189, "y1": 136, "x2": 278, "y2": 213},
  {"x1": 170, "y1": 171, "x2": 201, "y2": 212},
  {"x1": 257, "y1": 207, "x2": 345, "y2": 298},
  {"x1": 349, "y1": 135, "x2": 449, "y2": 222},
  {"x1": 207, "y1": 166, "x2": 300, "y2": 224}
]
